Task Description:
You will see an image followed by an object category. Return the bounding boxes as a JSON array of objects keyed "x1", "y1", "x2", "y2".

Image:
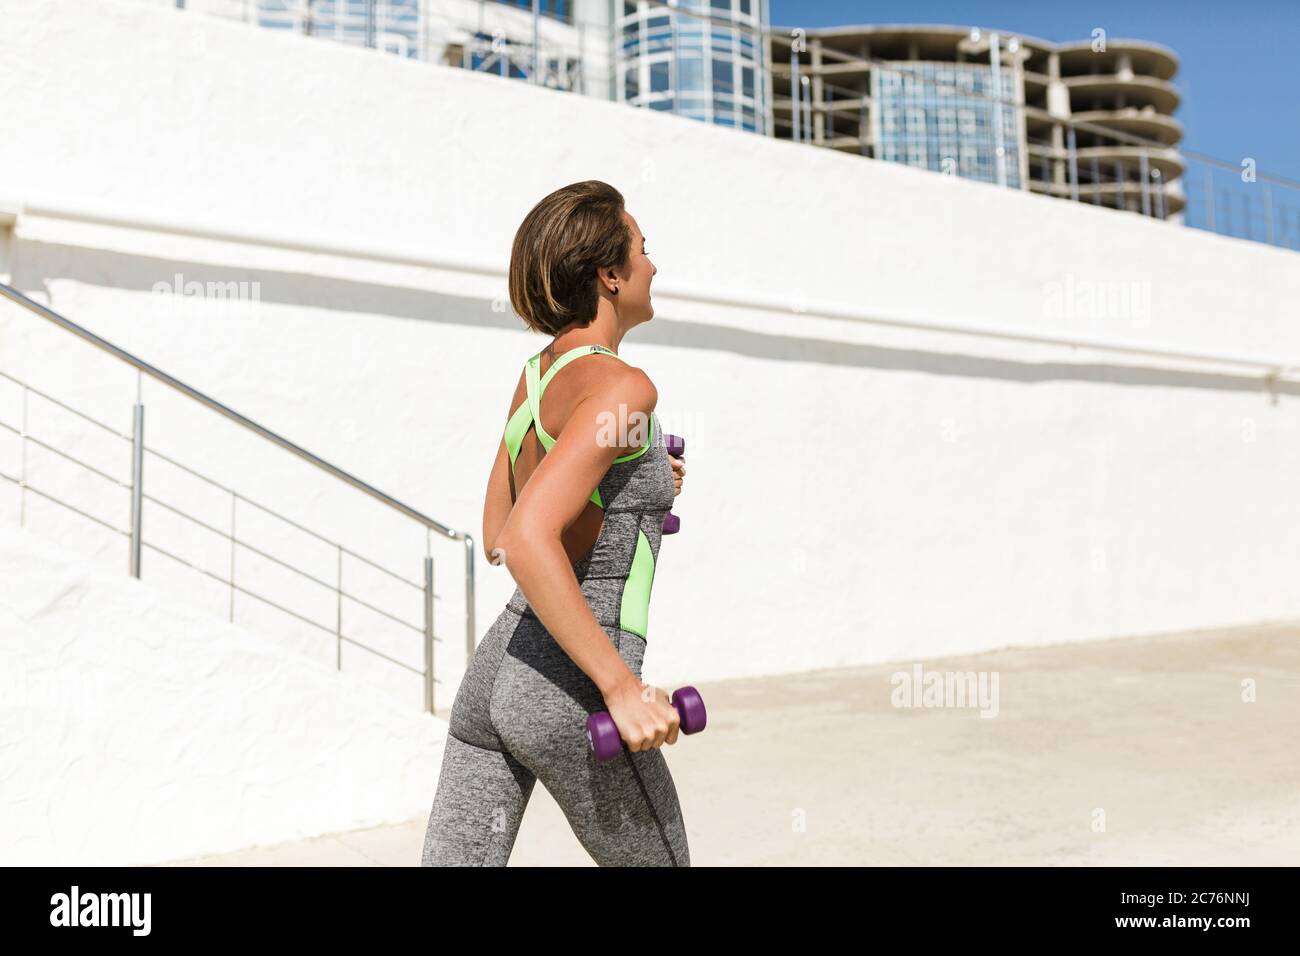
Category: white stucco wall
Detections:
[
  {"x1": 3, "y1": 0, "x2": 1299, "y2": 697},
  {"x1": 0, "y1": 524, "x2": 442, "y2": 865}
]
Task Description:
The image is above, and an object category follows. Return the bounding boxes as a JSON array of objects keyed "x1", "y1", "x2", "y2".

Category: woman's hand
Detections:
[
  {"x1": 669, "y1": 453, "x2": 685, "y2": 497},
  {"x1": 602, "y1": 674, "x2": 681, "y2": 752}
]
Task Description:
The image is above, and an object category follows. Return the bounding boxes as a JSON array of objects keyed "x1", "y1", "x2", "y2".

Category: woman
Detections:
[{"x1": 421, "y1": 180, "x2": 690, "y2": 866}]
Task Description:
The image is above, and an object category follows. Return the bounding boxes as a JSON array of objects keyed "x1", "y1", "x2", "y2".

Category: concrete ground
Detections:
[{"x1": 159, "y1": 619, "x2": 1300, "y2": 866}]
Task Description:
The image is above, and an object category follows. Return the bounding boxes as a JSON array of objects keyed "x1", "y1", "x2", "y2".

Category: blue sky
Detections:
[{"x1": 769, "y1": 0, "x2": 1300, "y2": 181}]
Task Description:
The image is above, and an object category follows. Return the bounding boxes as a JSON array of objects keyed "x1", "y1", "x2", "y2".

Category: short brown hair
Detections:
[{"x1": 508, "y1": 180, "x2": 632, "y2": 336}]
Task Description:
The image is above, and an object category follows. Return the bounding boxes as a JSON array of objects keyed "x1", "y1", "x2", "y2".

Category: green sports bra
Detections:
[{"x1": 502, "y1": 344, "x2": 656, "y2": 509}]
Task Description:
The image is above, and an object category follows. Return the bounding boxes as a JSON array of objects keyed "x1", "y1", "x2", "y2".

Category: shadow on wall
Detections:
[{"x1": 8, "y1": 237, "x2": 1298, "y2": 400}]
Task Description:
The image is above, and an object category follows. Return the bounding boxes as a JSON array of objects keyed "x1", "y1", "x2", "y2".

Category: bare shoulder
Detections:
[{"x1": 588, "y1": 361, "x2": 657, "y2": 414}]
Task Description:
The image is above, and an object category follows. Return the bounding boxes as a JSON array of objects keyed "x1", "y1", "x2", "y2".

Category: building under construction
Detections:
[{"x1": 770, "y1": 24, "x2": 1184, "y2": 219}]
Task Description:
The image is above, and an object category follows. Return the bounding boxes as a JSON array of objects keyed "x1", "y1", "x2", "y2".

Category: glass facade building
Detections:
[
  {"x1": 251, "y1": 2, "x2": 571, "y2": 58},
  {"x1": 873, "y1": 62, "x2": 1022, "y2": 188},
  {"x1": 245, "y1": 1, "x2": 595, "y2": 89},
  {"x1": 616, "y1": 0, "x2": 769, "y2": 133},
  {"x1": 254, "y1": 0, "x2": 422, "y2": 57}
]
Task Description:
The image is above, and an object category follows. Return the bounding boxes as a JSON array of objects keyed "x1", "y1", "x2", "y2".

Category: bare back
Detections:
[{"x1": 504, "y1": 349, "x2": 639, "y2": 565}]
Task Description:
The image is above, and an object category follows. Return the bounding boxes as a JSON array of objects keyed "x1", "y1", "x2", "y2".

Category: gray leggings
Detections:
[{"x1": 420, "y1": 603, "x2": 691, "y2": 866}]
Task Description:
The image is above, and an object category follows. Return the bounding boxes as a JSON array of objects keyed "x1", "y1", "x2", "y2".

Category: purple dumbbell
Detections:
[
  {"x1": 586, "y1": 686, "x2": 707, "y2": 763},
  {"x1": 662, "y1": 433, "x2": 685, "y2": 534}
]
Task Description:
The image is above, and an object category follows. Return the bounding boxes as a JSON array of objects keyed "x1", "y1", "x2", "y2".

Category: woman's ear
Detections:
[{"x1": 597, "y1": 266, "x2": 619, "y2": 296}]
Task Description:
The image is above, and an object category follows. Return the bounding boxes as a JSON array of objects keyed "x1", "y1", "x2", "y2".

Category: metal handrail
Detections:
[
  {"x1": 0, "y1": 366, "x2": 441, "y2": 686},
  {"x1": 0, "y1": 282, "x2": 477, "y2": 712},
  {"x1": 0, "y1": 282, "x2": 469, "y2": 536}
]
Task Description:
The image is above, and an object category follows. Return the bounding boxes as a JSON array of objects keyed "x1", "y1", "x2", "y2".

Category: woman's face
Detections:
[{"x1": 614, "y1": 210, "x2": 657, "y2": 326}]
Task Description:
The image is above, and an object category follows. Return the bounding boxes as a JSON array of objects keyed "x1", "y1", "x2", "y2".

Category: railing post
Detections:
[
  {"x1": 423, "y1": 556, "x2": 436, "y2": 714},
  {"x1": 129, "y1": 402, "x2": 144, "y2": 578},
  {"x1": 464, "y1": 534, "x2": 477, "y2": 661}
]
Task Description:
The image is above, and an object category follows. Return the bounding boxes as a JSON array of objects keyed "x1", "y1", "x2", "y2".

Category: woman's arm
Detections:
[
  {"x1": 482, "y1": 438, "x2": 514, "y2": 564},
  {"x1": 493, "y1": 366, "x2": 657, "y2": 697}
]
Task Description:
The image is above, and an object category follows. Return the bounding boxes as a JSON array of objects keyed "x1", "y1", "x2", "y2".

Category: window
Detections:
[
  {"x1": 712, "y1": 57, "x2": 733, "y2": 94},
  {"x1": 650, "y1": 60, "x2": 671, "y2": 93},
  {"x1": 679, "y1": 56, "x2": 704, "y2": 90},
  {"x1": 491, "y1": 0, "x2": 573, "y2": 24}
]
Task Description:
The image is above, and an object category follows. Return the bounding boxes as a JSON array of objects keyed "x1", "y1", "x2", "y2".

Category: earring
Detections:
[{"x1": 612, "y1": 286, "x2": 618, "y2": 295}]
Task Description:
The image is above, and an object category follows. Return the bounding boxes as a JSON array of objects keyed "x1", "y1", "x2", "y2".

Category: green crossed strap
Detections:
[
  {"x1": 501, "y1": 343, "x2": 660, "y2": 640},
  {"x1": 504, "y1": 345, "x2": 656, "y2": 508}
]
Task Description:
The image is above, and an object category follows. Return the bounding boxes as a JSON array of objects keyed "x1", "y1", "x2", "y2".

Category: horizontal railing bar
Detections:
[
  {"x1": 142, "y1": 491, "x2": 425, "y2": 633},
  {"x1": 0, "y1": 471, "x2": 129, "y2": 536},
  {"x1": 3, "y1": 469, "x2": 429, "y2": 637},
  {"x1": 0, "y1": 368, "x2": 134, "y2": 440},
  {"x1": 6, "y1": 425, "x2": 430, "y2": 613},
  {"x1": 335, "y1": 545, "x2": 424, "y2": 592},
  {"x1": 141, "y1": 443, "x2": 239, "y2": 494},
  {"x1": 2, "y1": 368, "x2": 426, "y2": 595},
  {"x1": 229, "y1": 484, "x2": 422, "y2": 590},
  {"x1": 336, "y1": 631, "x2": 431, "y2": 677},
  {"x1": 336, "y1": 590, "x2": 425, "y2": 635},
  {"x1": 0, "y1": 280, "x2": 464, "y2": 539},
  {"x1": 145, "y1": 445, "x2": 345, "y2": 550},
  {"x1": 1, "y1": 425, "x2": 132, "y2": 489},
  {"x1": 144, "y1": 490, "x2": 344, "y2": 592},
  {"x1": 141, "y1": 443, "x2": 423, "y2": 591},
  {"x1": 143, "y1": 539, "x2": 430, "y2": 674}
]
